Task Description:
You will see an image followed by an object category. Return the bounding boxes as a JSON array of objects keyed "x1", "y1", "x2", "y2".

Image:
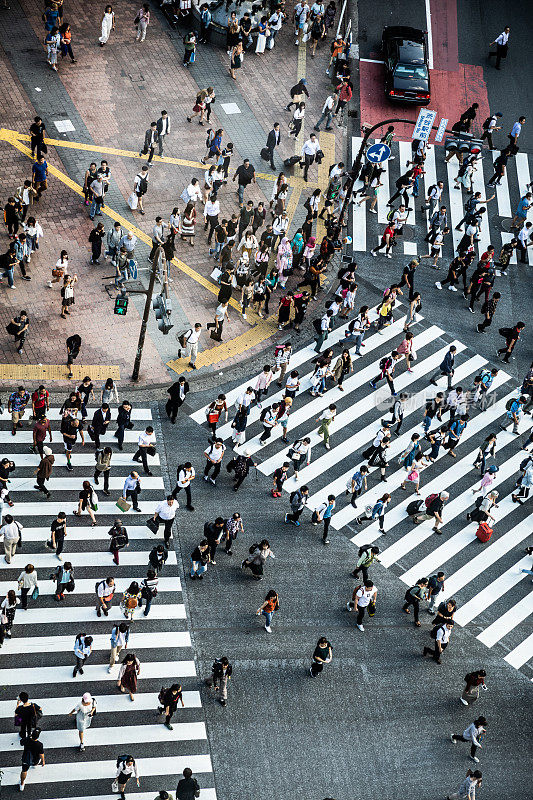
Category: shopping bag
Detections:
[
  {"x1": 115, "y1": 496, "x2": 131, "y2": 512},
  {"x1": 180, "y1": 188, "x2": 190, "y2": 203},
  {"x1": 127, "y1": 193, "x2": 138, "y2": 210},
  {"x1": 112, "y1": 780, "x2": 119, "y2": 793},
  {"x1": 210, "y1": 267, "x2": 222, "y2": 282}
]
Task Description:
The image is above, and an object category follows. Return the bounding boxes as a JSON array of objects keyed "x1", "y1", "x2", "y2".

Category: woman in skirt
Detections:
[
  {"x1": 179, "y1": 202, "x2": 196, "y2": 246},
  {"x1": 117, "y1": 652, "x2": 141, "y2": 701},
  {"x1": 187, "y1": 89, "x2": 207, "y2": 125},
  {"x1": 73, "y1": 480, "x2": 97, "y2": 526},
  {"x1": 229, "y1": 41, "x2": 243, "y2": 80},
  {"x1": 115, "y1": 755, "x2": 139, "y2": 797},
  {"x1": 69, "y1": 692, "x2": 96, "y2": 751},
  {"x1": 60, "y1": 273, "x2": 77, "y2": 318}
]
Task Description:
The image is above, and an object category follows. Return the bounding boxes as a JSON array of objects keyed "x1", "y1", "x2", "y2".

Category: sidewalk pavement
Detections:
[{"x1": 0, "y1": 1, "x2": 345, "y2": 388}]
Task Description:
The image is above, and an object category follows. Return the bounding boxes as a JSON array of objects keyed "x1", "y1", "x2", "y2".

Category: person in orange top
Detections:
[
  {"x1": 256, "y1": 590, "x2": 279, "y2": 633},
  {"x1": 59, "y1": 23, "x2": 77, "y2": 63}
]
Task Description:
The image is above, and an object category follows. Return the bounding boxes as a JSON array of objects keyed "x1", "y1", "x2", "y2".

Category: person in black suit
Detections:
[
  {"x1": 115, "y1": 400, "x2": 133, "y2": 450},
  {"x1": 166, "y1": 377, "x2": 189, "y2": 424},
  {"x1": 90, "y1": 403, "x2": 111, "y2": 449},
  {"x1": 140, "y1": 122, "x2": 159, "y2": 165},
  {"x1": 156, "y1": 111, "x2": 170, "y2": 157},
  {"x1": 266, "y1": 123, "x2": 281, "y2": 170}
]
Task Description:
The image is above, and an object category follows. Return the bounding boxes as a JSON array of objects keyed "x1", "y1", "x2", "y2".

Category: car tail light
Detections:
[
  {"x1": 389, "y1": 90, "x2": 405, "y2": 97},
  {"x1": 416, "y1": 93, "x2": 430, "y2": 99}
]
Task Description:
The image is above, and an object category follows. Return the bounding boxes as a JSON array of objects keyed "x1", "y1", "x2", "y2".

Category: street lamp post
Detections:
[{"x1": 131, "y1": 245, "x2": 162, "y2": 382}]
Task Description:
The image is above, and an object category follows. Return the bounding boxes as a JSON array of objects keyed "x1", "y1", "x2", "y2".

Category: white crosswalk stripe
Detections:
[
  {"x1": 350, "y1": 138, "x2": 533, "y2": 265},
  {"x1": 189, "y1": 316, "x2": 532, "y2": 672},
  {"x1": 0, "y1": 406, "x2": 216, "y2": 798}
]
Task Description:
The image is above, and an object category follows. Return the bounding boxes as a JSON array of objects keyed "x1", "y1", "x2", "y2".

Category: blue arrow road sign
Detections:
[{"x1": 366, "y1": 143, "x2": 391, "y2": 163}]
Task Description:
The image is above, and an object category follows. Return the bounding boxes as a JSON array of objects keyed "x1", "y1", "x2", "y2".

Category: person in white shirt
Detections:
[
  {"x1": 274, "y1": 343, "x2": 292, "y2": 387},
  {"x1": 272, "y1": 212, "x2": 289, "y2": 248},
  {"x1": 348, "y1": 579, "x2": 377, "y2": 631},
  {"x1": 480, "y1": 111, "x2": 502, "y2": 150},
  {"x1": 392, "y1": 204, "x2": 409, "y2": 235},
  {"x1": 489, "y1": 26, "x2": 510, "y2": 70},
  {"x1": 446, "y1": 769, "x2": 483, "y2": 800},
  {"x1": 203, "y1": 439, "x2": 225, "y2": 485},
  {"x1": 284, "y1": 369, "x2": 300, "y2": 399},
  {"x1": 156, "y1": 111, "x2": 170, "y2": 156},
  {"x1": 259, "y1": 402, "x2": 281, "y2": 443},
  {"x1": 119, "y1": 231, "x2": 137, "y2": 256},
  {"x1": 316, "y1": 403, "x2": 336, "y2": 449},
  {"x1": 152, "y1": 495, "x2": 179, "y2": 545},
  {"x1": 288, "y1": 436, "x2": 311, "y2": 477},
  {"x1": 179, "y1": 323, "x2": 202, "y2": 368},
  {"x1": 209, "y1": 301, "x2": 229, "y2": 342},
  {"x1": 451, "y1": 717, "x2": 487, "y2": 762},
  {"x1": 314, "y1": 93, "x2": 336, "y2": 132},
  {"x1": 301, "y1": 134, "x2": 320, "y2": 181},
  {"x1": 267, "y1": 9, "x2": 284, "y2": 48},
  {"x1": 293, "y1": 1, "x2": 309, "y2": 45},
  {"x1": 289, "y1": 102, "x2": 306, "y2": 139},
  {"x1": 172, "y1": 462, "x2": 195, "y2": 510},
  {"x1": 115, "y1": 755, "x2": 139, "y2": 795},
  {"x1": 0, "y1": 515, "x2": 22, "y2": 563},
  {"x1": 185, "y1": 179, "x2": 202, "y2": 204},
  {"x1": 204, "y1": 193, "x2": 220, "y2": 245},
  {"x1": 133, "y1": 426, "x2": 156, "y2": 476},
  {"x1": 423, "y1": 620, "x2": 454, "y2": 663},
  {"x1": 422, "y1": 181, "x2": 444, "y2": 218},
  {"x1": 255, "y1": 365, "x2": 274, "y2": 407}
]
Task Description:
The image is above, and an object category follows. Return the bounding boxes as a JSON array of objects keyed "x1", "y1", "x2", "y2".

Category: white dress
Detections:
[
  {"x1": 99, "y1": 11, "x2": 114, "y2": 44},
  {"x1": 75, "y1": 702, "x2": 94, "y2": 731}
]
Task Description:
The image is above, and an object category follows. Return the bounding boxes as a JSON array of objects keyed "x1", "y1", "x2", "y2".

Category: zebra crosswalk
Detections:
[
  {"x1": 0, "y1": 405, "x2": 216, "y2": 799},
  {"x1": 351, "y1": 137, "x2": 533, "y2": 264},
  {"x1": 189, "y1": 312, "x2": 533, "y2": 675}
]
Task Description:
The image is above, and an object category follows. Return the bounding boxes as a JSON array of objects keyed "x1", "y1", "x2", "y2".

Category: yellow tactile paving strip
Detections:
[
  {"x1": 0, "y1": 129, "x2": 315, "y2": 188},
  {"x1": 0, "y1": 364, "x2": 120, "y2": 381}
]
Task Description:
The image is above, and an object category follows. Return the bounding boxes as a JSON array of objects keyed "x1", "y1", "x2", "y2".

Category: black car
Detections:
[{"x1": 382, "y1": 26, "x2": 431, "y2": 105}]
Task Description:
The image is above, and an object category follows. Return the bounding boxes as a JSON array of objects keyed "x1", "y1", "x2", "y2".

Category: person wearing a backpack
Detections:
[
  {"x1": 413, "y1": 491, "x2": 449, "y2": 533},
  {"x1": 500, "y1": 394, "x2": 526, "y2": 435},
  {"x1": 132, "y1": 166, "x2": 149, "y2": 215},
  {"x1": 451, "y1": 716, "x2": 487, "y2": 762},
  {"x1": 285, "y1": 485, "x2": 309, "y2": 526},
  {"x1": 497, "y1": 320, "x2": 525, "y2": 363},
  {"x1": 312, "y1": 494, "x2": 335, "y2": 544},
  {"x1": 480, "y1": 112, "x2": 502, "y2": 150},
  {"x1": 402, "y1": 577, "x2": 429, "y2": 626},
  {"x1": 95, "y1": 576, "x2": 115, "y2": 617},
  {"x1": 172, "y1": 464, "x2": 195, "y2": 511},
  {"x1": 456, "y1": 191, "x2": 495, "y2": 231},
  {"x1": 259, "y1": 402, "x2": 281, "y2": 444},
  {"x1": 203, "y1": 439, "x2": 225, "y2": 485},
  {"x1": 426, "y1": 572, "x2": 445, "y2": 613},
  {"x1": 19, "y1": 727, "x2": 45, "y2": 792},
  {"x1": 423, "y1": 620, "x2": 454, "y2": 663},
  {"x1": 421, "y1": 181, "x2": 444, "y2": 218},
  {"x1": 159, "y1": 683, "x2": 184, "y2": 730},
  {"x1": 313, "y1": 308, "x2": 333, "y2": 353},
  {"x1": 351, "y1": 544, "x2": 379, "y2": 582},
  {"x1": 190, "y1": 539, "x2": 210, "y2": 580},
  {"x1": 115, "y1": 754, "x2": 139, "y2": 797},
  {"x1": 347, "y1": 465, "x2": 369, "y2": 509},
  {"x1": 355, "y1": 494, "x2": 391, "y2": 534},
  {"x1": 73, "y1": 633, "x2": 93, "y2": 677},
  {"x1": 369, "y1": 351, "x2": 402, "y2": 395},
  {"x1": 108, "y1": 621, "x2": 130, "y2": 671},
  {"x1": 15, "y1": 692, "x2": 42, "y2": 741},
  {"x1": 461, "y1": 670, "x2": 487, "y2": 706},
  {"x1": 512, "y1": 459, "x2": 533, "y2": 504}
]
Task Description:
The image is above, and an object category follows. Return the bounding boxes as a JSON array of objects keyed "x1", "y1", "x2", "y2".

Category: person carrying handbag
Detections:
[
  {"x1": 69, "y1": 692, "x2": 96, "y2": 751},
  {"x1": 17, "y1": 564, "x2": 38, "y2": 609},
  {"x1": 108, "y1": 519, "x2": 129, "y2": 565}
]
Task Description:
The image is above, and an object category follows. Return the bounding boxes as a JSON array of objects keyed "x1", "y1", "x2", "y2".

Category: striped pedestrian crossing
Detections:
[
  {"x1": 0, "y1": 404, "x2": 216, "y2": 799},
  {"x1": 351, "y1": 137, "x2": 533, "y2": 264},
  {"x1": 188, "y1": 307, "x2": 532, "y2": 674}
]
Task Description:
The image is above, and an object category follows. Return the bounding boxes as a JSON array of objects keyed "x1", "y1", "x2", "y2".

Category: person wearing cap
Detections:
[
  {"x1": 68, "y1": 692, "x2": 96, "y2": 751},
  {"x1": 413, "y1": 491, "x2": 450, "y2": 533},
  {"x1": 231, "y1": 448, "x2": 257, "y2": 492},
  {"x1": 480, "y1": 112, "x2": 502, "y2": 150},
  {"x1": 34, "y1": 446, "x2": 54, "y2": 498}
]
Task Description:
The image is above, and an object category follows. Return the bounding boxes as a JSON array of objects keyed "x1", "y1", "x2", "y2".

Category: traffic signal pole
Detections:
[
  {"x1": 336, "y1": 116, "x2": 452, "y2": 243},
  {"x1": 131, "y1": 245, "x2": 161, "y2": 383}
]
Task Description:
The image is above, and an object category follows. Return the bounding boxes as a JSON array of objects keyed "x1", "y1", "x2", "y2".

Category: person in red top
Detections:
[
  {"x1": 371, "y1": 224, "x2": 395, "y2": 258},
  {"x1": 31, "y1": 385, "x2": 50, "y2": 420},
  {"x1": 335, "y1": 79, "x2": 353, "y2": 114}
]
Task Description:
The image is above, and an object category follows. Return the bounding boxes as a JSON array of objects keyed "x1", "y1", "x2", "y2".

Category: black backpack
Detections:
[
  {"x1": 312, "y1": 317, "x2": 323, "y2": 334},
  {"x1": 289, "y1": 490, "x2": 298, "y2": 504},
  {"x1": 406, "y1": 499, "x2": 423, "y2": 516},
  {"x1": 464, "y1": 196, "x2": 477, "y2": 214},
  {"x1": 429, "y1": 624, "x2": 442, "y2": 640},
  {"x1": 482, "y1": 116, "x2": 492, "y2": 130},
  {"x1": 379, "y1": 356, "x2": 390, "y2": 371},
  {"x1": 116, "y1": 754, "x2": 135, "y2": 769},
  {"x1": 138, "y1": 175, "x2": 148, "y2": 194},
  {"x1": 358, "y1": 545, "x2": 371, "y2": 557},
  {"x1": 259, "y1": 406, "x2": 270, "y2": 422},
  {"x1": 158, "y1": 686, "x2": 168, "y2": 706},
  {"x1": 249, "y1": 543, "x2": 260, "y2": 554}
]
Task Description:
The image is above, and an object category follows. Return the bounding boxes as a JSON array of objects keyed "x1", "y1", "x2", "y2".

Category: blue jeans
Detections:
[
  {"x1": 237, "y1": 184, "x2": 245, "y2": 205},
  {"x1": 412, "y1": 175, "x2": 419, "y2": 197},
  {"x1": 1, "y1": 268, "x2": 14, "y2": 287},
  {"x1": 90, "y1": 196, "x2": 103, "y2": 218},
  {"x1": 422, "y1": 416, "x2": 432, "y2": 434},
  {"x1": 190, "y1": 559, "x2": 207, "y2": 577},
  {"x1": 211, "y1": 241, "x2": 223, "y2": 261},
  {"x1": 140, "y1": 595, "x2": 152, "y2": 616},
  {"x1": 262, "y1": 610, "x2": 273, "y2": 626},
  {"x1": 315, "y1": 110, "x2": 334, "y2": 130}
]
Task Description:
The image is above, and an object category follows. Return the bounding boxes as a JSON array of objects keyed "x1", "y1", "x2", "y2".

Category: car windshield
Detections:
[{"x1": 394, "y1": 63, "x2": 428, "y2": 80}]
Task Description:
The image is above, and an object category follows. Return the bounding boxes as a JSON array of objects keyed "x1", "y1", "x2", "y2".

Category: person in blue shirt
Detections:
[
  {"x1": 348, "y1": 465, "x2": 369, "y2": 508},
  {"x1": 31, "y1": 156, "x2": 48, "y2": 200},
  {"x1": 445, "y1": 414, "x2": 468, "y2": 458},
  {"x1": 313, "y1": 494, "x2": 335, "y2": 544},
  {"x1": 500, "y1": 395, "x2": 526, "y2": 435},
  {"x1": 122, "y1": 472, "x2": 142, "y2": 511},
  {"x1": 511, "y1": 192, "x2": 532, "y2": 230},
  {"x1": 199, "y1": 3, "x2": 212, "y2": 43}
]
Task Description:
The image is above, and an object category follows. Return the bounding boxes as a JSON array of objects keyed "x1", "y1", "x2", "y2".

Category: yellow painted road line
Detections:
[
  {"x1": 0, "y1": 128, "x2": 312, "y2": 187},
  {"x1": 317, "y1": 130, "x2": 336, "y2": 240},
  {"x1": 6, "y1": 137, "x2": 243, "y2": 313},
  {"x1": 166, "y1": 318, "x2": 275, "y2": 374},
  {"x1": 0, "y1": 364, "x2": 120, "y2": 381}
]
